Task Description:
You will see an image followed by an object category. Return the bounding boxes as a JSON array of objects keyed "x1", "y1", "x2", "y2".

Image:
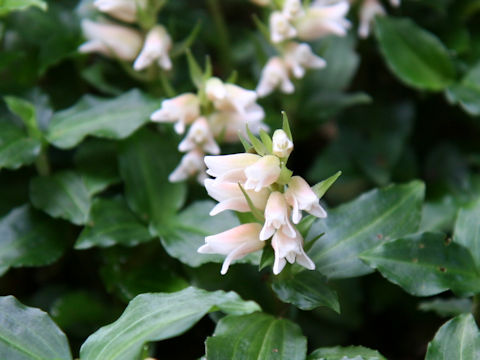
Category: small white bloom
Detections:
[
  {"x1": 260, "y1": 192, "x2": 296, "y2": 240},
  {"x1": 358, "y1": 0, "x2": 385, "y2": 39},
  {"x1": 272, "y1": 129, "x2": 293, "y2": 158},
  {"x1": 169, "y1": 150, "x2": 206, "y2": 183},
  {"x1": 271, "y1": 228, "x2": 315, "y2": 274},
  {"x1": 178, "y1": 117, "x2": 220, "y2": 155},
  {"x1": 282, "y1": 0, "x2": 304, "y2": 20},
  {"x1": 270, "y1": 11, "x2": 297, "y2": 43},
  {"x1": 244, "y1": 155, "x2": 281, "y2": 192},
  {"x1": 134, "y1": 25, "x2": 172, "y2": 71},
  {"x1": 198, "y1": 223, "x2": 265, "y2": 274},
  {"x1": 295, "y1": 0, "x2": 351, "y2": 40},
  {"x1": 285, "y1": 176, "x2": 327, "y2": 224},
  {"x1": 151, "y1": 93, "x2": 200, "y2": 134},
  {"x1": 205, "y1": 179, "x2": 270, "y2": 216},
  {"x1": 250, "y1": 0, "x2": 270, "y2": 5},
  {"x1": 206, "y1": 78, "x2": 259, "y2": 115},
  {"x1": 390, "y1": 0, "x2": 400, "y2": 7},
  {"x1": 78, "y1": 19, "x2": 143, "y2": 61},
  {"x1": 205, "y1": 153, "x2": 261, "y2": 181},
  {"x1": 205, "y1": 77, "x2": 227, "y2": 101},
  {"x1": 284, "y1": 42, "x2": 326, "y2": 79},
  {"x1": 93, "y1": 0, "x2": 146, "y2": 23},
  {"x1": 256, "y1": 57, "x2": 294, "y2": 98}
]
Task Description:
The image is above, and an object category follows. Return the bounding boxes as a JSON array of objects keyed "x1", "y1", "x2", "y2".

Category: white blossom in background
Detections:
[
  {"x1": 78, "y1": 20, "x2": 143, "y2": 61},
  {"x1": 282, "y1": 0, "x2": 304, "y2": 20},
  {"x1": 250, "y1": 0, "x2": 271, "y2": 5},
  {"x1": 150, "y1": 93, "x2": 200, "y2": 134},
  {"x1": 270, "y1": 11, "x2": 297, "y2": 43},
  {"x1": 134, "y1": 25, "x2": 172, "y2": 71},
  {"x1": 200, "y1": 121, "x2": 332, "y2": 275},
  {"x1": 209, "y1": 108, "x2": 267, "y2": 143},
  {"x1": 390, "y1": 0, "x2": 400, "y2": 7},
  {"x1": 168, "y1": 150, "x2": 206, "y2": 183},
  {"x1": 178, "y1": 117, "x2": 220, "y2": 155},
  {"x1": 206, "y1": 78, "x2": 259, "y2": 115},
  {"x1": 93, "y1": 0, "x2": 147, "y2": 23},
  {"x1": 284, "y1": 42, "x2": 326, "y2": 78},
  {"x1": 358, "y1": 0, "x2": 385, "y2": 38},
  {"x1": 256, "y1": 57, "x2": 294, "y2": 97}
]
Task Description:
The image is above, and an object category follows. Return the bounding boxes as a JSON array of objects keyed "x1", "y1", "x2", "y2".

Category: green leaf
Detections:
[
  {"x1": 309, "y1": 181, "x2": 425, "y2": 279},
  {"x1": 30, "y1": 170, "x2": 91, "y2": 225},
  {"x1": 259, "y1": 130, "x2": 273, "y2": 154},
  {"x1": 453, "y1": 198, "x2": 480, "y2": 266},
  {"x1": 0, "y1": 296, "x2": 71, "y2": 360},
  {"x1": 312, "y1": 171, "x2": 342, "y2": 199},
  {"x1": 282, "y1": 111, "x2": 293, "y2": 141},
  {"x1": 272, "y1": 271, "x2": 340, "y2": 312},
  {"x1": 0, "y1": 205, "x2": 67, "y2": 276},
  {"x1": 0, "y1": 0, "x2": 47, "y2": 15},
  {"x1": 4, "y1": 96, "x2": 42, "y2": 139},
  {"x1": 445, "y1": 62, "x2": 480, "y2": 116},
  {"x1": 418, "y1": 298, "x2": 472, "y2": 318},
  {"x1": 308, "y1": 346, "x2": 386, "y2": 360},
  {"x1": 360, "y1": 232, "x2": 480, "y2": 297},
  {"x1": 425, "y1": 314, "x2": 480, "y2": 360},
  {"x1": 75, "y1": 197, "x2": 152, "y2": 250},
  {"x1": 374, "y1": 17, "x2": 455, "y2": 91},
  {"x1": 160, "y1": 201, "x2": 260, "y2": 267},
  {"x1": 0, "y1": 121, "x2": 41, "y2": 170},
  {"x1": 246, "y1": 126, "x2": 266, "y2": 155},
  {"x1": 118, "y1": 128, "x2": 186, "y2": 228},
  {"x1": 186, "y1": 49, "x2": 204, "y2": 89},
  {"x1": 206, "y1": 312, "x2": 307, "y2": 360},
  {"x1": 238, "y1": 183, "x2": 265, "y2": 222},
  {"x1": 80, "y1": 287, "x2": 260, "y2": 360},
  {"x1": 46, "y1": 89, "x2": 158, "y2": 149}
]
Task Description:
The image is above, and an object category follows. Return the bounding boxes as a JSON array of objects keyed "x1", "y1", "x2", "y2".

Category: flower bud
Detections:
[
  {"x1": 284, "y1": 42, "x2": 326, "y2": 79},
  {"x1": 260, "y1": 192, "x2": 296, "y2": 240},
  {"x1": 256, "y1": 57, "x2": 294, "y2": 98},
  {"x1": 151, "y1": 93, "x2": 200, "y2": 134},
  {"x1": 272, "y1": 129, "x2": 293, "y2": 158},
  {"x1": 205, "y1": 153, "x2": 261, "y2": 182},
  {"x1": 244, "y1": 155, "x2": 281, "y2": 192},
  {"x1": 270, "y1": 11, "x2": 297, "y2": 43},
  {"x1": 285, "y1": 175, "x2": 327, "y2": 223},
  {"x1": 198, "y1": 223, "x2": 265, "y2": 274},
  {"x1": 272, "y1": 228, "x2": 315, "y2": 274},
  {"x1": 78, "y1": 20, "x2": 143, "y2": 61},
  {"x1": 134, "y1": 25, "x2": 172, "y2": 71},
  {"x1": 358, "y1": 0, "x2": 385, "y2": 39},
  {"x1": 178, "y1": 117, "x2": 220, "y2": 155},
  {"x1": 168, "y1": 150, "x2": 206, "y2": 183},
  {"x1": 93, "y1": 0, "x2": 146, "y2": 23}
]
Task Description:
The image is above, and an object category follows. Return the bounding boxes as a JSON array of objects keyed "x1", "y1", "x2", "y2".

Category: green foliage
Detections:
[
  {"x1": 0, "y1": 121, "x2": 41, "y2": 170},
  {"x1": 0, "y1": 0, "x2": 47, "y2": 15},
  {"x1": 308, "y1": 346, "x2": 386, "y2": 360}
]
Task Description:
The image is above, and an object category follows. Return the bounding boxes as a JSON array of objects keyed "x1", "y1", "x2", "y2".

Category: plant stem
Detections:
[
  {"x1": 206, "y1": 0, "x2": 232, "y2": 75},
  {"x1": 35, "y1": 146, "x2": 50, "y2": 176}
]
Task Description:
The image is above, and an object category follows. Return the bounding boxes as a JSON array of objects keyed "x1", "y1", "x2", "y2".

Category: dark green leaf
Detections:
[
  {"x1": 80, "y1": 287, "x2": 260, "y2": 360},
  {"x1": 4, "y1": 96, "x2": 42, "y2": 139},
  {"x1": 453, "y1": 198, "x2": 480, "y2": 266},
  {"x1": 418, "y1": 298, "x2": 472, "y2": 318},
  {"x1": 0, "y1": 122, "x2": 41, "y2": 170},
  {"x1": 206, "y1": 312, "x2": 307, "y2": 360},
  {"x1": 360, "y1": 232, "x2": 480, "y2": 296},
  {"x1": 308, "y1": 345, "x2": 386, "y2": 360},
  {"x1": 445, "y1": 62, "x2": 480, "y2": 116}
]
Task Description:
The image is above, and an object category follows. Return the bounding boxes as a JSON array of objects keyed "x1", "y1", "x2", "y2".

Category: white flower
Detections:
[
  {"x1": 270, "y1": 11, "x2": 297, "y2": 43},
  {"x1": 285, "y1": 176, "x2": 327, "y2": 224},
  {"x1": 295, "y1": 0, "x2": 351, "y2": 41},
  {"x1": 244, "y1": 155, "x2": 281, "y2": 192},
  {"x1": 93, "y1": 0, "x2": 146, "y2": 23},
  {"x1": 169, "y1": 150, "x2": 206, "y2": 183},
  {"x1": 206, "y1": 78, "x2": 259, "y2": 115},
  {"x1": 178, "y1": 117, "x2": 220, "y2": 155},
  {"x1": 260, "y1": 192, "x2": 296, "y2": 240},
  {"x1": 358, "y1": 0, "x2": 385, "y2": 39},
  {"x1": 271, "y1": 228, "x2": 315, "y2": 274},
  {"x1": 284, "y1": 42, "x2": 326, "y2": 79},
  {"x1": 256, "y1": 57, "x2": 294, "y2": 98},
  {"x1": 198, "y1": 223, "x2": 265, "y2": 274},
  {"x1": 250, "y1": 0, "x2": 270, "y2": 5},
  {"x1": 272, "y1": 129, "x2": 293, "y2": 158},
  {"x1": 151, "y1": 93, "x2": 200, "y2": 134},
  {"x1": 205, "y1": 179, "x2": 270, "y2": 216},
  {"x1": 134, "y1": 25, "x2": 172, "y2": 71},
  {"x1": 205, "y1": 153, "x2": 261, "y2": 182},
  {"x1": 78, "y1": 19, "x2": 143, "y2": 61},
  {"x1": 390, "y1": 0, "x2": 400, "y2": 7},
  {"x1": 282, "y1": 0, "x2": 304, "y2": 20}
]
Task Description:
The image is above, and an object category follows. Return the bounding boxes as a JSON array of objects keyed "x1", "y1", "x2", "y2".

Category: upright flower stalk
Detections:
[{"x1": 199, "y1": 113, "x2": 338, "y2": 275}]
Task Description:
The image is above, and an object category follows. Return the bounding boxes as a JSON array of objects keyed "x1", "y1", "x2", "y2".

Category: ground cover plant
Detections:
[{"x1": 1, "y1": 0, "x2": 480, "y2": 359}]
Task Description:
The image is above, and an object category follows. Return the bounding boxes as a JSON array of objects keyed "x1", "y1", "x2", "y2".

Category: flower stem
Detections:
[
  {"x1": 35, "y1": 146, "x2": 50, "y2": 176},
  {"x1": 206, "y1": 0, "x2": 232, "y2": 75}
]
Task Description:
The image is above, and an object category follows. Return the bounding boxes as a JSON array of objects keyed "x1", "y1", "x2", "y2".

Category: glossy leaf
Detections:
[
  {"x1": 308, "y1": 346, "x2": 386, "y2": 360},
  {"x1": 309, "y1": 181, "x2": 425, "y2": 279},
  {"x1": 30, "y1": 170, "x2": 91, "y2": 225},
  {"x1": 453, "y1": 198, "x2": 480, "y2": 266},
  {"x1": 0, "y1": 205, "x2": 67, "y2": 276},
  {"x1": 80, "y1": 287, "x2": 260, "y2": 360},
  {"x1": 75, "y1": 197, "x2": 152, "y2": 249},
  {"x1": 272, "y1": 271, "x2": 340, "y2": 312},
  {"x1": 0, "y1": 122, "x2": 41, "y2": 170},
  {"x1": 47, "y1": 89, "x2": 158, "y2": 149},
  {"x1": 360, "y1": 232, "x2": 480, "y2": 296},
  {"x1": 418, "y1": 298, "x2": 472, "y2": 318},
  {"x1": 446, "y1": 62, "x2": 480, "y2": 116},
  {"x1": 0, "y1": 296, "x2": 71, "y2": 360},
  {"x1": 374, "y1": 17, "x2": 455, "y2": 91},
  {"x1": 206, "y1": 312, "x2": 307, "y2": 360},
  {"x1": 425, "y1": 314, "x2": 480, "y2": 360},
  {"x1": 0, "y1": 0, "x2": 47, "y2": 15}
]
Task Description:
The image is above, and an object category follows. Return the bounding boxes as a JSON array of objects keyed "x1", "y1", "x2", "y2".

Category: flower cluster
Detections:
[
  {"x1": 254, "y1": 0, "x2": 350, "y2": 97},
  {"x1": 79, "y1": 0, "x2": 172, "y2": 72},
  {"x1": 151, "y1": 75, "x2": 267, "y2": 183},
  {"x1": 198, "y1": 117, "x2": 328, "y2": 275}
]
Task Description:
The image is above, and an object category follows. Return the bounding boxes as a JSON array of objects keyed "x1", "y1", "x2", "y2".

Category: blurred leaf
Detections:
[
  {"x1": 0, "y1": 0, "x2": 47, "y2": 15},
  {"x1": 0, "y1": 205, "x2": 67, "y2": 276},
  {"x1": 453, "y1": 197, "x2": 480, "y2": 266},
  {"x1": 303, "y1": 92, "x2": 371, "y2": 122},
  {"x1": 419, "y1": 195, "x2": 459, "y2": 232},
  {"x1": 206, "y1": 312, "x2": 307, "y2": 360},
  {"x1": 47, "y1": 89, "x2": 158, "y2": 149},
  {"x1": 118, "y1": 128, "x2": 186, "y2": 228},
  {"x1": 272, "y1": 271, "x2": 339, "y2": 312},
  {"x1": 374, "y1": 17, "x2": 455, "y2": 91},
  {"x1": 4, "y1": 96, "x2": 41, "y2": 139},
  {"x1": 360, "y1": 232, "x2": 480, "y2": 297},
  {"x1": 80, "y1": 287, "x2": 260, "y2": 360},
  {"x1": 0, "y1": 296, "x2": 72, "y2": 360},
  {"x1": 81, "y1": 63, "x2": 123, "y2": 96},
  {"x1": 30, "y1": 170, "x2": 91, "y2": 225},
  {"x1": 0, "y1": 121, "x2": 41, "y2": 170},
  {"x1": 309, "y1": 181, "x2": 425, "y2": 279},
  {"x1": 446, "y1": 62, "x2": 480, "y2": 116},
  {"x1": 75, "y1": 197, "x2": 152, "y2": 250},
  {"x1": 418, "y1": 298, "x2": 472, "y2": 317},
  {"x1": 308, "y1": 346, "x2": 386, "y2": 360},
  {"x1": 425, "y1": 314, "x2": 480, "y2": 360}
]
